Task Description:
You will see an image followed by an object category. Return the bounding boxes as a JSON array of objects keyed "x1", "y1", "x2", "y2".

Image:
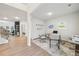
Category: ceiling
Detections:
[
  {"x1": 0, "y1": 3, "x2": 27, "y2": 21},
  {"x1": 0, "y1": 3, "x2": 79, "y2": 21},
  {"x1": 23, "y1": 3, "x2": 40, "y2": 13},
  {"x1": 31, "y1": 3, "x2": 79, "y2": 20}
]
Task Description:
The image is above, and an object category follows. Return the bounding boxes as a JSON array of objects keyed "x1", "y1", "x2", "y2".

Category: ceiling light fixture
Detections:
[
  {"x1": 14, "y1": 16, "x2": 20, "y2": 19},
  {"x1": 68, "y1": 4, "x2": 72, "y2": 7},
  {"x1": 3, "y1": 17, "x2": 8, "y2": 20},
  {"x1": 47, "y1": 12, "x2": 52, "y2": 16}
]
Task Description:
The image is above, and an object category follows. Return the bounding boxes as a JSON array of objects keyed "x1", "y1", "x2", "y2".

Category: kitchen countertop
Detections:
[{"x1": 61, "y1": 37, "x2": 79, "y2": 45}]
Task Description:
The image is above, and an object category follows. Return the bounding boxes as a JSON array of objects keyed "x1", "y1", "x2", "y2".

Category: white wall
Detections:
[
  {"x1": 46, "y1": 12, "x2": 79, "y2": 38},
  {"x1": 20, "y1": 21, "x2": 28, "y2": 36},
  {"x1": 31, "y1": 18, "x2": 46, "y2": 39}
]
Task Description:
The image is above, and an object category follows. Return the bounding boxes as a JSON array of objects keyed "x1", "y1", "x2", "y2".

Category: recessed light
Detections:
[
  {"x1": 47, "y1": 12, "x2": 52, "y2": 16},
  {"x1": 68, "y1": 4, "x2": 72, "y2": 7},
  {"x1": 14, "y1": 17, "x2": 20, "y2": 19},
  {"x1": 3, "y1": 17, "x2": 8, "y2": 20}
]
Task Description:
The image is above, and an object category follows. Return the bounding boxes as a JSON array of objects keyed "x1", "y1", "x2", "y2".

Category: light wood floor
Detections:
[{"x1": 0, "y1": 36, "x2": 50, "y2": 56}]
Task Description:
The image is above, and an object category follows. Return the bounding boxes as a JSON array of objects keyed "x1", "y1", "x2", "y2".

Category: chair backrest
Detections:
[
  {"x1": 40, "y1": 35, "x2": 46, "y2": 38},
  {"x1": 49, "y1": 34, "x2": 60, "y2": 40}
]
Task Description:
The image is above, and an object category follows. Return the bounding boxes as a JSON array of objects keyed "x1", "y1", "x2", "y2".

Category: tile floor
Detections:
[{"x1": 32, "y1": 39, "x2": 67, "y2": 56}]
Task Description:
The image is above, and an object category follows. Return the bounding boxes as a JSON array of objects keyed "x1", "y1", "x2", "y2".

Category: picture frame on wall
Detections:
[{"x1": 48, "y1": 24, "x2": 54, "y2": 29}]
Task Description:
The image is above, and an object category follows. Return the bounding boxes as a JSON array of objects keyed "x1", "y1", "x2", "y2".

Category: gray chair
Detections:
[
  {"x1": 39, "y1": 34, "x2": 47, "y2": 42},
  {"x1": 49, "y1": 33, "x2": 61, "y2": 48}
]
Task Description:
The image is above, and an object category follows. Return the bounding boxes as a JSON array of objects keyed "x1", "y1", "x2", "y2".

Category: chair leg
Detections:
[
  {"x1": 49, "y1": 39, "x2": 51, "y2": 48},
  {"x1": 58, "y1": 40, "x2": 60, "y2": 49}
]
